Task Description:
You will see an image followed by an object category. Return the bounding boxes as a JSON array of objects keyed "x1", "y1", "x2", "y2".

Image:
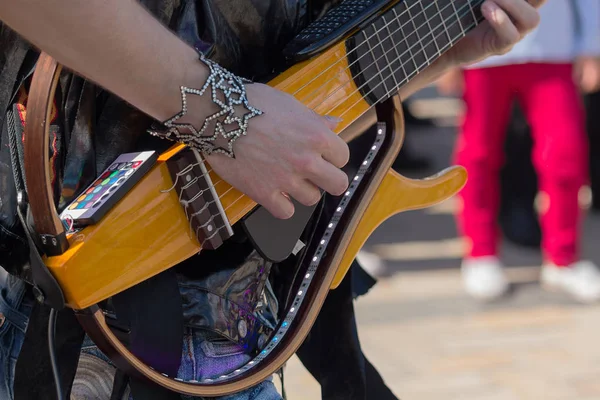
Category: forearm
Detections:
[{"x1": 0, "y1": 0, "x2": 209, "y2": 122}]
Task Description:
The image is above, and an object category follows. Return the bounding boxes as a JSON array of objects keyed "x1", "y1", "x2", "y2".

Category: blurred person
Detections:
[
  {"x1": 437, "y1": 0, "x2": 600, "y2": 302},
  {"x1": 584, "y1": 89, "x2": 600, "y2": 211},
  {"x1": 499, "y1": 103, "x2": 541, "y2": 248}
]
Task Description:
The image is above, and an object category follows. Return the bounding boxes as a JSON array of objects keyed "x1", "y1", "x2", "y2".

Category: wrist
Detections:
[
  {"x1": 153, "y1": 46, "x2": 214, "y2": 123},
  {"x1": 147, "y1": 49, "x2": 263, "y2": 157}
]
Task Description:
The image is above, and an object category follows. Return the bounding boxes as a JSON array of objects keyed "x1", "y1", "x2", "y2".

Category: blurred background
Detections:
[
  {"x1": 275, "y1": 3, "x2": 600, "y2": 398},
  {"x1": 278, "y1": 78, "x2": 600, "y2": 399}
]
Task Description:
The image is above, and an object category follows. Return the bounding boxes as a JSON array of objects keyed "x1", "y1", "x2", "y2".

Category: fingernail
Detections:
[
  {"x1": 324, "y1": 115, "x2": 343, "y2": 123},
  {"x1": 482, "y1": 2, "x2": 499, "y2": 23}
]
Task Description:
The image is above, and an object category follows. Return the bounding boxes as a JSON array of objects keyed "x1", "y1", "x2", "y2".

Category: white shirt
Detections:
[{"x1": 468, "y1": 0, "x2": 600, "y2": 68}]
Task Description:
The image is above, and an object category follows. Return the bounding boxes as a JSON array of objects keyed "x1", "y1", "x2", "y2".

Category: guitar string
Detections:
[
  {"x1": 200, "y1": 2, "x2": 479, "y2": 192},
  {"x1": 308, "y1": 0, "x2": 482, "y2": 113},
  {"x1": 291, "y1": 0, "x2": 439, "y2": 98},
  {"x1": 153, "y1": 15, "x2": 480, "y2": 366},
  {"x1": 142, "y1": 1, "x2": 481, "y2": 233},
  {"x1": 201, "y1": 0, "x2": 478, "y2": 189},
  {"x1": 292, "y1": 0, "x2": 480, "y2": 104},
  {"x1": 174, "y1": 2, "x2": 478, "y2": 221},
  {"x1": 148, "y1": 1, "x2": 483, "y2": 383},
  {"x1": 181, "y1": 5, "x2": 480, "y2": 221},
  {"x1": 164, "y1": 109, "x2": 387, "y2": 386},
  {"x1": 188, "y1": 1, "x2": 476, "y2": 174},
  {"x1": 338, "y1": 13, "x2": 481, "y2": 121},
  {"x1": 294, "y1": 0, "x2": 470, "y2": 104},
  {"x1": 292, "y1": 0, "x2": 481, "y2": 101}
]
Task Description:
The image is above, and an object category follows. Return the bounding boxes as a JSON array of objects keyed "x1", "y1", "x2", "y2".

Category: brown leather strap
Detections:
[{"x1": 23, "y1": 52, "x2": 69, "y2": 256}]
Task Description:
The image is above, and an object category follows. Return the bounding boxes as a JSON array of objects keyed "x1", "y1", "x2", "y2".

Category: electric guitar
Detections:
[{"x1": 23, "y1": 0, "x2": 482, "y2": 395}]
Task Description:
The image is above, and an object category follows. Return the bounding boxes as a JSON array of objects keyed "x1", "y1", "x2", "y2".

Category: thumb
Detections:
[{"x1": 322, "y1": 115, "x2": 343, "y2": 131}]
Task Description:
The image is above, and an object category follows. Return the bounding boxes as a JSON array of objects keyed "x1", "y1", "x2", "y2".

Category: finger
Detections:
[
  {"x1": 526, "y1": 0, "x2": 547, "y2": 10},
  {"x1": 304, "y1": 156, "x2": 349, "y2": 196},
  {"x1": 322, "y1": 115, "x2": 343, "y2": 131},
  {"x1": 481, "y1": 1, "x2": 521, "y2": 50},
  {"x1": 320, "y1": 116, "x2": 350, "y2": 168},
  {"x1": 490, "y1": 0, "x2": 540, "y2": 34},
  {"x1": 285, "y1": 179, "x2": 323, "y2": 207},
  {"x1": 261, "y1": 191, "x2": 295, "y2": 219},
  {"x1": 322, "y1": 135, "x2": 350, "y2": 168}
]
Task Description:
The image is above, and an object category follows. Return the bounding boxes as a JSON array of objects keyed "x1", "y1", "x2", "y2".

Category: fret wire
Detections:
[
  {"x1": 363, "y1": 29, "x2": 390, "y2": 95},
  {"x1": 333, "y1": 3, "x2": 484, "y2": 120},
  {"x1": 207, "y1": 0, "x2": 480, "y2": 199},
  {"x1": 375, "y1": 21, "x2": 398, "y2": 92},
  {"x1": 296, "y1": 0, "x2": 458, "y2": 103},
  {"x1": 294, "y1": 0, "x2": 435, "y2": 98},
  {"x1": 467, "y1": 0, "x2": 478, "y2": 22},
  {"x1": 435, "y1": 0, "x2": 454, "y2": 47},
  {"x1": 394, "y1": 6, "x2": 419, "y2": 72},
  {"x1": 408, "y1": 1, "x2": 429, "y2": 69},
  {"x1": 336, "y1": 17, "x2": 481, "y2": 126},
  {"x1": 422, "y1": 1, "x2": 441, "y2": 57},
  {"x1": 460, "y1": 0, "x2": 480, "y2": 28},
  {"x1": 450, "y1": 0, "x2": 467, "y2": 37},
  {"x1": 214, "y1": 5, "x2": 486, "y2": 220},
  {"x1": 382, "y1": 14, "x2": 406, "y2": 84},
  {"x1": 313, "y1": 0, "x2": 482, "y2": 113}
]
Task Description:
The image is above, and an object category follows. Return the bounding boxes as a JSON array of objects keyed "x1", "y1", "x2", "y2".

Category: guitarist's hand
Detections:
[
  {"x1": 398, "y1": 0, "x2": 543, "y2": 101},
  {"x1": 444, "y1": 0, "x2": 545, "y2": 67},
  {"x1": 205, "y1": 83, "x2": 350, "y2": 219}
]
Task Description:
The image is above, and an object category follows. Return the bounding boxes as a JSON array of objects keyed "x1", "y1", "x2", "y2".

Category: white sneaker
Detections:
[
  {"x1": 356, "y1": 250, "x2": 388, "y2": 278},
  {"x1": 540, "y1": 260, "x2": 600, "y2": 303},
  {"x1": 461, "y1": 256, "x2": 509, "y2": 300}
]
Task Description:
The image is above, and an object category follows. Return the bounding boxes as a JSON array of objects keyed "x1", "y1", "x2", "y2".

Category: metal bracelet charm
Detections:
[{"x1": 147, "y1": 52, "x2": 263, "y2": 158}]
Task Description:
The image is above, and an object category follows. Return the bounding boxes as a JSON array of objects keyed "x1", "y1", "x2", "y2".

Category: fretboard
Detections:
[{"x1": 346, "y1": 0, "x2": 484, "y2": 104}]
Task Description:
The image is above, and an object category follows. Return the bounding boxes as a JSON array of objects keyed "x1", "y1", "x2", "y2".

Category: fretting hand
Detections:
[
  {"x1": 205, "y1": 0, "x2": 546, "y2": 220},
  {"x1": 574, "y1": 56, "x2": 600, "y2": 94},
  {"x1": 443, "y1": 0, "x2": 544, "y2": 68},
  {"x1": 205, "y1": 83, "x2": 350, "y2": 220}
]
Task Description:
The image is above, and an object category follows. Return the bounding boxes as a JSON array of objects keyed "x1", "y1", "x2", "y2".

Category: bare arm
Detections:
[
  {"x1": 0, "y1": 0, "x2": 351, "y2": 218},
  {"x1": 0, "y1": 0, "x2": 207, "y2": 122},
  {"x1": 0, "y1": 0, "x2": 543, "y2": 219}
]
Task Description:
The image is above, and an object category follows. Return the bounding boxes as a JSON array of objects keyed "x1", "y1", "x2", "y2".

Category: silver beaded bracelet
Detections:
[{"x1": 147, "y1": 51, "x2": 263, "y2": 158}]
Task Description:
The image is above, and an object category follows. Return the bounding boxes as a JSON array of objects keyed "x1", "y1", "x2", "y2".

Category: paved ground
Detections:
[{"x1": 277, "y1": 89, "x2": 600, "y2": 400}]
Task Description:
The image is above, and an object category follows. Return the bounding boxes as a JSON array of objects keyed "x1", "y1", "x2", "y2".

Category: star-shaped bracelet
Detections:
[{"x1": 147, "y1": 50, "x2": 263, "y2": 158}]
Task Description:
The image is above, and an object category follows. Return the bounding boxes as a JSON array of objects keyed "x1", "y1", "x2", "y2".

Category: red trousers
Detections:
[{"x1": 454, "y1": 63, "x2": 589, "y2": 266}]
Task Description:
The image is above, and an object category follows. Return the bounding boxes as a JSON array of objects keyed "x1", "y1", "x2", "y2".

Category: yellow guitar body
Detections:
[{"x1": 44, "y1": 42, "x2": 467, "y2": 309}]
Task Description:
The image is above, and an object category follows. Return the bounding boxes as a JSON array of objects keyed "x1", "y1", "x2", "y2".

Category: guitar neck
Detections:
[{"x1": 346, "y1": 0, "x2": 485, "y2": 104}]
